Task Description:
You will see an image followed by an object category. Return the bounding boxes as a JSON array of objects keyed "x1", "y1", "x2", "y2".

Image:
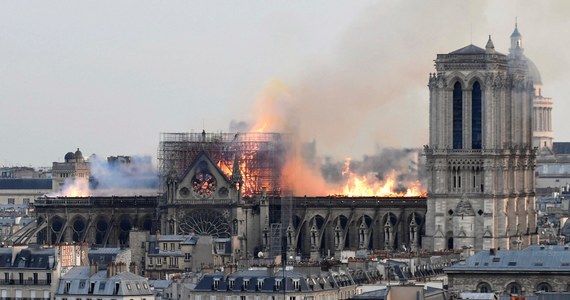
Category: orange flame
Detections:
[
  {"x1": 332, "y1": 158, "x2": 426, "y2": 197},
  {"x1": 51, "y1": 179, "x2": 90, "y2": 197}
]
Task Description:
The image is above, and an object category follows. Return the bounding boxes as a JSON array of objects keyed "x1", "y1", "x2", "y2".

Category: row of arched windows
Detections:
[
  {"x1": 452, "y1": 81, "x2": 482, "y2": 150},
  {"x1": 477, "y1": 281, "x2": 554, "y2": 294}
]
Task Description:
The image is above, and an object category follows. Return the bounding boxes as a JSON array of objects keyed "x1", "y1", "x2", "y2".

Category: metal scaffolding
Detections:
[{"x1": 158, "y1": 131, "x2": 287, "y2": 197}]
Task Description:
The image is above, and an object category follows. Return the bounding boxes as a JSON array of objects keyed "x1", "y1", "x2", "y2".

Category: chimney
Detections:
[
  {"x1": 107, "y1": 262, "x2": 115, "y2": 277},
  {"x1": 90, "y1": 262, "x2": 99, "y2": 276},
  {"x1": 129, "y1": 262, "x2": 138, "y2": 274}
]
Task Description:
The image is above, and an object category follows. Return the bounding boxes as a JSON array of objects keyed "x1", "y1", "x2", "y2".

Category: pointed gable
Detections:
[{"x1": 177, "y1": 151, "x2": 232, "y2": 200}]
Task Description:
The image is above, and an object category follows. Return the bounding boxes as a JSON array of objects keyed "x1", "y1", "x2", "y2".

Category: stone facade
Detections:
[
  {"x1": 446, "y1": 245, "x2": 570, "y2": 296},
  {"x1": 424, "y1": 25, "x2": 539, "y2": 251}
]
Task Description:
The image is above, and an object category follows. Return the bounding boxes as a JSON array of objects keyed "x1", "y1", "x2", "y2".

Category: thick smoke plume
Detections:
[
  {"x1": 229, "y1": 1, "x2": 493, "y2": 195},
  {"x1": 51, "y1": 155, "x2": 158, "y2": 197}
]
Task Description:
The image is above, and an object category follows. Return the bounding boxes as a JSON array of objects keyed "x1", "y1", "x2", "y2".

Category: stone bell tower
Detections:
[{"x1": 423, "y1": 27, "x2": 538, "y2": 251}]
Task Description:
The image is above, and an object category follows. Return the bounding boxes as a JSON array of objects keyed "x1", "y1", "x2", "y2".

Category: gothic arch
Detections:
[
  {"x1": 70, "y1": 216, "x2": 87, "y2": 243},
  {"x1": 49, "y1": 216, "x2": 66, "y2": 245},
  {"x1": 94, "y1": 216, "x2": 110, "y2": 245},
  {"x1": 466, "y1": 73, "x2": 486, "y2": 89},
  {"x1": 471, "y1": 80, "x2": 483, "y2": 149},
  {"x1": 138, "y1": 214, "x2": 153, "y2": 231},
  {"x1": 118, "y1": 215, "x2": 133, "y2": 245},
  {"x1": 445, "y1": 72, "x2": 467, "y2": 89},
  {"x1": 453, "y1": 81, "x2": 463, "y2": 149}
]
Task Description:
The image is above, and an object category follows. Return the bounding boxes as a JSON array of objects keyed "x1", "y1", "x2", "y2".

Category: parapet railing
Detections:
[{"x1": 33, "y1": 196, "x2": 160, "y2": 208}]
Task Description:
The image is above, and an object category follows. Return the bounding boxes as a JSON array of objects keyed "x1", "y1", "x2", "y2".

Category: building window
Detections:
[
  {"x1": 23, "y1": 198, "x2": 30, "y2": 205},
  {"x1": 477, "y1": 282, "x2": 492, "y2": 293},
  {"x1": 293, "y1": 279, "x2": 300, "y2": 291},
  {"x1": 185, "y1": 253, "x2": 191, "y2": 261},
  {"x1": 257, "y1": 279, "x2": 264, "y2": 290},
  {"x1": 213, "y1": 279, "x2": 220, "y2": 289},
  {"x1": 243, "y1": 279, "x2": 250, "y2": 290},
  {"x1": 7, "y1": 199, "x2": 15, "y2": 205},
  {"x1": 229, "y1": 279, "x2": 235, "y2": 289},
  {"x1": 163, "y1": 243, "x2": 167, "y2": 251},
  {"x1": 453, "y1": 81, "x2": 463, "y2": 149},
  {"x1": 536, "y1": 282, "x2": 552, "y2": 292},
  {"x1": 275, "y1": 279, "x2": 281, "y2": 291},
  {"x1": 506, "y1": 282, "x2": 522, "y2": 295},
  {"x1": 472, "y1": 81, "x2": 482, "y2": 149}
]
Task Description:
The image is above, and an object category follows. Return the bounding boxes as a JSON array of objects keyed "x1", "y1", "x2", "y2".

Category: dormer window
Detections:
[
  {"x1": 274, "y1": 279, "x2": 281, "y2": 291},
  {"x1": 293, "y1": 279, "x2": 300, "y2": 291},
  {"x1": 229, "y1": 279, "x2": 235, "y2": 289},
  {"x1": 213, "y1": 278, "x2": 220, "y2": 290},
  {"x1": 243, "y1": 279, "x2": 250, "y2": 290},
  {"x1": 257, "y1": 279, "x2": 264, "y2": 290}
]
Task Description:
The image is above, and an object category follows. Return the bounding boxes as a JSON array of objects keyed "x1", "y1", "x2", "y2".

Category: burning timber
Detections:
[{"x1": 158, "y1": 131, "x2": 287, "y2": 197}]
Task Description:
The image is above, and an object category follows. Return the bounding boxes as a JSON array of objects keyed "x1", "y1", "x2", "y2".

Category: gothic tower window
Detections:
[
  {"x1": 472, "y1": 81, "x2": 482, "y2": 149},
  {"x1": 453, "y1": 82, "x2": 463, "y2": 149}
]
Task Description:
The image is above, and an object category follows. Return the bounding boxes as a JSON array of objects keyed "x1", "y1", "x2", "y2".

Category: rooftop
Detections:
[{"x1": 446, "y1": 245, "x2": 570, "y2": 273}]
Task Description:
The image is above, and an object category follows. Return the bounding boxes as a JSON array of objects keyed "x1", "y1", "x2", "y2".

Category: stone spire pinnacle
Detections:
[{"x1": 485, "y1": 35, "x2": 495, "y2": 54}]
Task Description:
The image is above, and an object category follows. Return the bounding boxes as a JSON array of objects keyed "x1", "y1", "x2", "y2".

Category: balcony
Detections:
[{"x1": 0, "y1": 279, "x2": 50, "y2": 285}]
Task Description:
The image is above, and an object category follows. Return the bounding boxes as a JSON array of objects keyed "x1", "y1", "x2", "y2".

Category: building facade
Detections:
[
  {"x1": 52, "y1": 149, "x2": 89, "y2": 193},
  {"x1": 54, "y1": 265, "x2": 153, "y2": 300},
  {"x1": 446, "y1": 245, "x2": 570, "y2": 297},
  {"x1": 186, "y1": 269, "x2": 361, "y2": 300},
  {"x1": 424, "y1": 25, "x2": 539, "y2": 251},
  {"x1": 0, "y1": 246, "x2": 59, "y2": 300}
]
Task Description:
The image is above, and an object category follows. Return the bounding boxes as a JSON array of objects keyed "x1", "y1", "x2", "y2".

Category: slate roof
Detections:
[
  {"x1": 446, "y1": 245, "x2": 570, "y2": 273},
  {"x1": 0, "y1": 247, "x2": 56, "y2": 269},
  {"x1": 449, "y1": 44, "x2": 486, "y2": 55},
  {"x1": 194, "y1": 269, "x2": 355, "y2": 293},
  {"x1": 57, "y1": 267, "x2": 153, "y2": 296},
  {"x1": 88, "y1": 248, "x2": 127, "y2": 270},
  {"x1": 0, "y1": 179, "x2": 52, "y2": 190},
  {"x1": 553, "y1": 142, "x2": 570, "y2": 155}
]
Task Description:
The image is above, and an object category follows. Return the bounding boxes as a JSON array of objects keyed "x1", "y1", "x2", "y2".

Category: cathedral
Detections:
[{"x1": 423, "y1": 23, "x2": 550, "y2": 251}]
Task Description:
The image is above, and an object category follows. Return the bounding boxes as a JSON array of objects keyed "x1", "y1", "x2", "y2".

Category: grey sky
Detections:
[{"x1": 1, "y1": 1, "x2": 569, "y2": 167}]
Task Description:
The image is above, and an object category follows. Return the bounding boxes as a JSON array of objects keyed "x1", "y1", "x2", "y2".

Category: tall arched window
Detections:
[
  {"x1": 472, "y1": 81, "x2": 482, "y2": 149},
  {"x1": 453, "y1": 82, "x2": 463, "y2": 149}
]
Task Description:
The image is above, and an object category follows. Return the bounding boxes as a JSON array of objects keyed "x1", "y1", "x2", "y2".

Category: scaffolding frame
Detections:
[{"x1": 158, "y1": 132, "x2": 287, "y2": 197}]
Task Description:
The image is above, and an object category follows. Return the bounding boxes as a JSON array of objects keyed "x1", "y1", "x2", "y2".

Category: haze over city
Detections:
[{"x1": 2, "y1": 0, "x2": 569, "y2": 167}]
